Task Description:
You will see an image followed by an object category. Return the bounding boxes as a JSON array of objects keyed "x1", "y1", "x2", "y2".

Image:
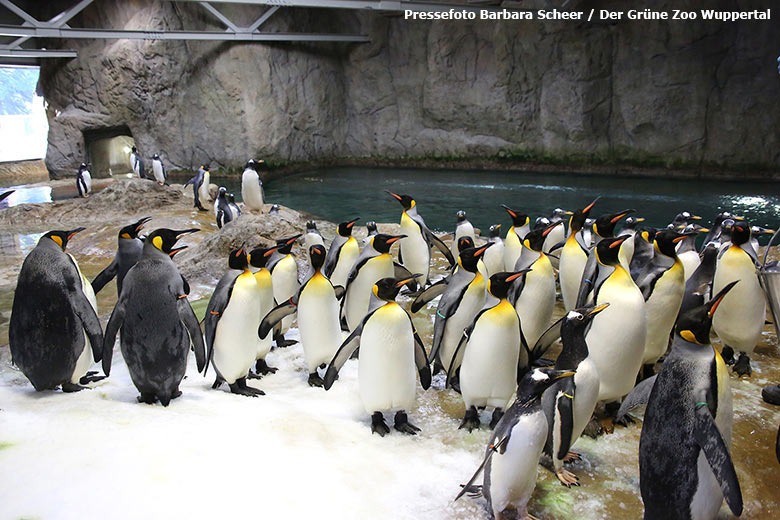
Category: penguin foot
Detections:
[
  {"x1": 229, "y1": 379, "x2": 264, "y2": 397},
  {"x1": 762, "y1": 385, "x2": 780, "y2": 405},
  {"x1": 79, "y1": 371, "x2": 106, "y2": 385},
  {"x1": 274, "y1": 337, "x2": 298, "y2": 349},
  {"x1": 62, "y1": 382, "x2": 88, "y2": 393},
  {"x1": 562, "y1": 451, "x2": 581, "y2": 463},
  {"x1": 171, "y1": 389, "x2": 183, "y2": 400},
  {"x1": 555, "y1": 468, "x2": 581, "y2": 488},
  {"x1": 721, "y1": 345, "x2": 736, "y2": 365},
  {"x1": 394, "y1": 411, "x2": 421, "y2": 435},
  {"x1": 733, "y1": 353, "x2": 752, "y2": 376},
  {"x1": 371, "y1": 412, "x2": 390, "y2": 437},
  {"x1": 459, "y1": 407, "x2": 481, "y2": 432},
  {"x1": 308, "y1": 373, "x2": 325, "y2": 388},
  {"x1": 137, "y1": 392, "x2": 158, "y2": 404},
  {"x1": 525, "y1": 513, "x2": 541, "y2": 520},
  {"x1": 614, "y1": 413, "x2": 637, "y2": 427},
  {"x1": 254, "y1": 359, "x2": 278, "y2": 376},
  {"x1": 489, "y1": 408, "x2": 504, "y2": 429},
  {"x1": 212, "y1": 377, "x2": 224, "y2": 389}
]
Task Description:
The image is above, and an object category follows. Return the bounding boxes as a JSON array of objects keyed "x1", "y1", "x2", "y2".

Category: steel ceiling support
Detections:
[
  {"x1": 0, "y1": 48, "x2": 78, "y2": 58},
  {"x1": 247, "y1": 6, "x2": 279, "y2": 31},
  {"x1": 199, "y1": 1, "x2": 241, "y2": 32}
]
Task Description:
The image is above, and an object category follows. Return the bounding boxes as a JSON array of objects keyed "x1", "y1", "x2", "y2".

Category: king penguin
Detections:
[
  {"x1": 387, "y1": 191, "x2": 454, "y2": 289},
  {"x1": 639, "y1": 281, "x2": 742, "y2": 520},
  {"x1": 76, "y1": 163, "x2": 91, "y2": 198},
  {"x1": 205, "y1": 246, "x2": 266, "y2": 396},
  {"x1": 151, "y1": 153, "x2": 167, "y2": 185},
  {"x1": 712, "y1": 221, "x2": 765, "y2": 375},
  {"x1": 363, "y1": 221, "x2": 378, "y2": 246},
  {"x1": 248, "y1": 244, "x2": 282, "y2": 377},
  {"x1": 451, "y1": 210, "x2": 476, "y2": 258},
  {"x1": 241, "y1": 159, "x2": 265, "y2": 211},
  {"x1": 501, "y1": 204, "x2": 531, "y2": 271},
  {"x1": 214, "y1": 187, "x2": 234, "y2": 229},
  {"x1": 102, "y1": 228, "x2": 205, "y2": 405},
  {"x1": 455, "y1": 368, "x2": 576, "y2": 520},
  {"x1": 130, "y1": 146, "x2": 145, "y2": 179},
  {"x1": 543, "y1": 208, "x2": 573, "y2": 268},
  {"x1": 303, "y1": 220, "x2": 325, "y2": 251},
  {"x1": 324, "y1": 217, "x2": 360, "y2": 289},
  {"x1": 676, "y1": 224, "x2": 709, "y2": 281},
  {"x1": 260, "y1": 245, "x2": 345, "y2": 387},
  {"x1": 324, "y1": 276, "x2": 432, "y2": 436},
  {"x1": 183, "y1": 164, "x2": 210, "y2": 211},
  {"x1": 9, "y1": 228, "x2": 104, "y2": 392},
  {"x1": 92, "y1": 216, "x2": 152, "y2": 296},
  {"x1": 630, "y1": 227, "x2": 658, "y2": 282},
  {"x1": 483, "y1": 224, "x2": 505, "y2": 278},
  {"x1": 559, "y1": 198, "x2": 598, "y2": 311},
  {"x1": 266, "y1": 234, "x2": 302, "y2": 348},
  {"x1": 617, "y1": 216, "x2": 646, "y2": 270}
]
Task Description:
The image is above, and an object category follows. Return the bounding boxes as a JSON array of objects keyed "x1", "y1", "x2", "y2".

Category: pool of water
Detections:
[{"x1": 207, "y1": 167, "x2": 780, "y2": 234}]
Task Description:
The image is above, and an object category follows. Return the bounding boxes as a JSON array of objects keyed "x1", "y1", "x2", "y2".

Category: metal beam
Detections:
[
  {"x1": 198, "y1": 2, "x2": 240, "y2": 32},
  {"x1": 0, "y1": 0, "x2": 41, "y2": 26},
  {"x1": 0, "y1": 48, "x2": 78, "y2": 58},
  {"x1": 0, "y1": 25, "x2": 368, "y2": 41},
  {"x1": 173, "y1": 0, "x2": 530, "y2": 12},
  {"x1": 247, "y1": 6, "x2": 279, "y2": 32},
  {"x1": 47, "y1": 0, "x2": 95, "y2": 28}
]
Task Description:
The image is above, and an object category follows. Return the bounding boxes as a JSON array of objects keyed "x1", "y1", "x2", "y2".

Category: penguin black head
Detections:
[
  {"x1": 386, "y1": 191, "x2": 415, "y2": 211},
  {"x1": 534, "y1": 216, "x2": 551, "y2": 230},
  {"x1": 373, "y1": 275, "x2": 422, "y2": 302},
  {"x1": 131, "y1": 146, "x2": 137, "y2": 153},
  {"x1": 501, "y1": 205, "x2": 529, "y2": 228},
  {"x1": 595, "y1": 235, "x2": 630, "y2": 266},
  {"x1": 489, "y1": 224, "x2": 501, "y2": 238},
  {"x1": 676, "y1": 281, "x2": 738, "y2": 345},
  {"x1": 306, "y1": 220, "x2": 318, "y2": 232},
  {"x1": 227, "y1": 193, "x2": 238, "y2": 204},
  {"x1": 119, "y1": 216, "x2": 152, "y2": 240},
  {"x1": 516, "y1": 367, "x2": 576, "y2": 403},
  {"x1": 228, "y1": 245, "x2": 249, "y2": 270},
  {"x1": 371, "y1": 234, "x2": 406, "y2": 254},
  {"x1": 638, "y1": 227, "x2": 657, "y2": 245},
  {"x1": 248, "y1": 245, "x2": 280, "y2": 268},
  {"x1": 366, "y1": 221, "x2": 378, "y2": 234},
  {"x1": 337, "y1": 217, "x2": 360, "y2": 237},
  {"x1": 203, "y1": 164, "x2": 211, "y2": 171},
  {"x1": 218, "y1": 186, "x2": 227, "y2": 198},
  {"x1": 551, "y1": 208, "x2": 573, "y2": 221},
  {"x1": 269, "y1": 204, "x2": 280, "y2": 214},
  {"x1": 459, "y1": 243, "x2": 492, "y2": 273},
  {"x1": 153, "y1": 153, "x2": 160, "y2": 160},
  {"x1": 594, "y1": 209, "x2": 634, "y2": 238},
  {"x1": 523, "y1": 224, "x2": 556, "y2": 252},
  {"x1": 488, "y1": 270, "x2": 531, "y2": 299},
  {"x1": 654, "y1": 229, "x2": 695, "y2": 257},
  {"x1": 623, "y1": 216, "x2": 645, "y2": 230},
  {"x1": 245, "y1": 159, "x2": 258, "y2": 170},
  {"x1": 730, "y1": 221, "x2": 751, "y2": 246},
  {"x1": 43, "y1": 227, "x2": 85, "y2": 251},
  {"x1": 275, "y1": 234, "x2": 302, "y2": 255},
  {"x1": 309, "y1": 244, "x2": 327, "y2": 270},
  {"x1": 79, "y1": 163, "x2": 87, "y2": 171},
  {"x1": 456, "y1": 210, "x2": 467, "y2": 223},
  {"x1": 147, "y1": 228, "x2": 199, "y2": 257},
  {"x1": 672, "y1": 211, "x2": 702, "y2": 226},
  {"x1": 569, "y1": 198, "x2": 598, "y2": 232},
  {"x1": 561, "y1": 303, "x2": 610, "y2": 348},
  {"x1": 457, "y1": 236, "x2": 475, "y2": 253}
]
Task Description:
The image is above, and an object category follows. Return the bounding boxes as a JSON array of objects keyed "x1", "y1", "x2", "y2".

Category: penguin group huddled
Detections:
[{"x1": 9, "y1": 184, "x2": 780, "y2": 520}]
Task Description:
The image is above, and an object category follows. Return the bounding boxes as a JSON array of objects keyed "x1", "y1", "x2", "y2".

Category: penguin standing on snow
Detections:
[
  {"x1": 205, "y1": 246, "x2": 267, "y2": 396},
  {"x1": 501, "y1": 204, "x2": 531, "y2": 271},
  {"x1": 183, "y1": 164, "x2": 210, "y2": 211},
  {"x1": 241, "y1": 159, "x2": 265, "y2": 211},
  {"x1": 455, "y1": 368, "x2": 576, "y2": 520},
  {"x1": 260, "y1": 245, "x2": 345, "y2": 387},
  {"x1": 76, "y1": 163, "x2": 91, "y2": 198},
  {"x1": 267, "y1": 234, "x2": 302, "y2": 348},
  {"x1": 324, "y1": 276, "x2": 431, "y2": 436},
  {"x1": 102, "y1": 228, "x2": 205, "y2": 405},
  {"x1": 451, "y1": 210, "x2": 476, "y2": 258},
  {"x1": 482, "y1": 224, "x2": 505, "y2": 278},
  {"x1": 92, "y1": 216, "x2": 152, "y2": 296},
  {"x1": 712, "y1": 221, "x2": 765, "y2": 375},
  {"x1": 559, "y1": 199, "x2": 598, "y2": 311},
  {"x1": 249, "y1": 244, "x2": 282, "y2": 377},
  {"x1": 324, "y1": 217, "x2": 360, "y2": 289},
  {"x1": 9, "y1": 228, "x2": 104, "y2": 392},
  {"x1": 130, "y1": 146, "x2": 145, "y2": 179},
  {"x1": 214, "y1": 187, "x2": 234, "y2": 229},
  {"x1": 387, "y1": 191, "x2": 454, "y2": 289},
  {"x1": 640, "y1": 282, "x2": 742, "y2": 520},
  {"x1": 151, "y1": 153, "x2": 167, "y2": 186}
]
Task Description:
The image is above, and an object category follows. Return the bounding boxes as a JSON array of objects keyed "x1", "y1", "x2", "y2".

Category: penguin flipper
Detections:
[
  {"x1": 102, "y1": 300, "x2": 126, "y2": 376},
  {"x1": 91, "y1": 258, "x2": 118, "y2": 294},
  {"x1": 0, "y1": 190, "x2": 14, "y2": 202},
  {"x1": 693, "y1": 401, "x2": 743, "y2": 516},
  {"x1": 176, "y1": 297, "x2": 206, "y2": 372},
  {"x1": 323, "y1": 240, "x2": 343, "y2": 277},
  {"x1": 259, "y1": 300, "x2": 297, "y2": 340},
  {"x1": 333, "y1": 285, "x2": 346, "y2": 300},
  {"x1": 548, "y1": 239, "x2": 566, "y2": 254},
  {"x1": 555, "y1": 378, "x2": 576, "y2": 461},
  {"x1": 203, "y1": 274, "x2": 239, "y2": 375},
  {"x1": 531, "y1": 316, "x2": 564, "y2": 362},
  {"x1": 446, "y1": 326, "x2": 471, "y2": 389},
  {"x1": 616, "y1": 375, "x2": 657, "y2": 421},
  {"x1": 425, "y1": 228, "x2": 456, "y2": 266},
  {"x1": 454, "y1": 435, "x2": 510, "y2": 502},
  {"x1": 408, "y1": 316, "x2": 431, "y2": 389},
  {"x1": 575, "y1": 254, "x2": 598, "y2": 308},
  {"x1": 324, "y1": 318, "x2": 369, "y2": 390},
  {"x1": 411, "y1": 278, "x2": 448, "y2": 313}
]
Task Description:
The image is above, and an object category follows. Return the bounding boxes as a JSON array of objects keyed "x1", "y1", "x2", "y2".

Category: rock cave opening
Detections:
[{"x1": 82, "y1": 125, "x2": 134, "y2": 178}]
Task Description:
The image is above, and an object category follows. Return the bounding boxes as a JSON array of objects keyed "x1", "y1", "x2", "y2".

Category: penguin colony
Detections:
[{"x1": 9, "y1": 165, "x2": 778, "y2": 520}]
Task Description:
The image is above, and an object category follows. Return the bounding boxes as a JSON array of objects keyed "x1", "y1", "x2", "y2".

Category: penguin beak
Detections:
[
  {"x1": 542, "y1": 224, "x2": 558, "y2": 237},
  {"x1": 501, "y1": 204, "x2": 518, "y2": 218},
  {"x1": 386, "y1": 235, "x2": 406, "y2": 245},
  {"x1": 586, "y1": 303, "x2": 610, "y2": 316},
  {"x1": 264, "y1": 246, "x2": 280, "y2": 257},
  {"x1": 697, "y1": 227, "x2": 710, "y2": 234},
  {"x1": 707, "y1": 280, "x2": 738, "y2": 318},
  {"x1": 582, "y1": 197, "x2": 599, "y2": 214},
  {"x1": 733, "y1": 215, "x2": 745, "y2": 221},
  {"x1": 763, "y1": 229, "x2": 776, "y2": 235},
  {"x1": 67, "y1": 227, "x2": 86, "y2": 240},
  {"x1": 610, "y1": 236, "x2": 630, "y2": 248},
  {"x1": 551, "y1": 369, "x2": 577, "y2": 380},
  {"x1": 494, "y1": 224, "x2": 501, "y2": 230},
  {"x1": 395, "y1": 274, "x2": 422, "y2": 288},
  {"x1": 635, "y1": 217, "x2": 646, "y2": 223},
  {"x1": 673, "y1": 233, "x2": 697, "y2": 244},
  {"x1": 474, "y1": 243, "x2": 492, "y2": 257},
  {"x1": 169, "y1": 245, "x2": 188, "y2": 258},
  {"x1": 135, "y1": 216, "x2": 152, "y2": 232},
  {"x1": 346, "y1": 217, "x2": 360, "y2": 228},
  {"x1": 286, "y1": 234, "x2": 303, "y2": 245},
  {"x1": 386, "y1": 190, "x2": 403, "y2": 202},
  {"x1": 691, "y1": 215, "x2": 702, "y2": 220},
  {"x1": 610, "y1": 210, "x2": 635, "y2": 224},
  {"x1": 174, "y1": 228, "x2": 200, "y2": 238},
  {"x1": 506, "y1": 268, "x2": 531, "y2": 282}
]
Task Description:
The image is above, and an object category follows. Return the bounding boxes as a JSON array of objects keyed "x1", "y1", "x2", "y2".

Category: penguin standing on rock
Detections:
[
  {"x1": 267, "y1": 234, "x2": 302, "y2": 348},
  {"x1": 303, "y1": 220, "x2": 324, "y2": 252},
  {"x1": 455, "y1": 368, "x2": 576, "y2": 520},
  {"x1": 130, "y1": 146, "x2": 145, "y2": 179},
  {"x1": 151, "y1": 153, "x2": 167, "y2": 186},
  {"x1": 76, "y1": 163, "x2": 91, "y2": 198},
  {"x1": 451, "y1": 210, "x2": 476, "y2": 258},
  {"x1": 324, "y1": 217, "x2": 360, "y2": 289},
  {"x1": 324, "y1": 276, "x2": 431, "y2": 436},
  {"x1": 10, "y1": 228, "x2": 104, "y2": 392},
  {"x1": 241, "y1": 159, "x2": 265, "y2": 211},
  {"x1": 639, "y1": 281, "x2": 742, "y2": 520},
  {"x1": 183, "y1": 165, "x2": 210, "y2": 211},
  {"x1": 102, "y1": 228, "x2": 205, "y2": 405},
  {"x1": 214, "y1": 187, "x2": 234, "y2": 229},
  {"x1": 501, "y1": 205, "x2": 531, "y2": 271},
  {"x1": 227, "y1": 193, "x2": 241, "y2": 218},
  {"x1": 92, "y1": 216, "x2": 152, "y2": 297},
  {"x1": 559, "y1": 199, "x2": 598, "y2": 311}
]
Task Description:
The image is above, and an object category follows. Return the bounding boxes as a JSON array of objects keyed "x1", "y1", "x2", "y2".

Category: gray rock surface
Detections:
[{"x1": 38, "y1": 0, "x2": 779, "y2": 177}]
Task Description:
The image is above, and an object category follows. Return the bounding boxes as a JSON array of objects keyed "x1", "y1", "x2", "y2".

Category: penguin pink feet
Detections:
[{"x1": 555, "y1": 468, "x2": 581, "y2": 488}]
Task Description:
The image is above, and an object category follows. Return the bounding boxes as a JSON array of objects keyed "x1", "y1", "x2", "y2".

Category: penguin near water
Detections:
[
  {"x1": 676, "y1": 224, "x2": 709, "y2": 281},
  {"x1": 249, "y1": 244, "x2": 282, "y2": 377},
  {"x1": 259, "y1": 245, "x2": 345, "y2": 387},
  {"x1": 267, "y1": 234, "x2": 302, "y2": 348},
  {"x1": 483, "y1": 224, "x2": 505, "y2": 278},
  {"x1": 679, "y1": 241, "x2": 719, "y2": 318},
  {"x1": 92, "y1": 216, "x2": 152, "y2": 297},
  {"x1": 183, "y1": 164, "x2": 210, "y2": 211},
  {"x1": 324, "y1": 276, "x2": 431, "y2": 436},
  {"x1": 76, "y1": 163, "x2": 91, "y2": 198},
  {"x1": 639, "y1": 281, "x2": 743, "y2": 520},
  {"x1": 151, "y1": 153, "x2": 167, "y2": 185},
  {"x1": 241, "y1": 159, "x2": 265, "y2": 211},
  {"x1": 451, "y1": 210, "x2": 476, "y2": 257},
  {"x1": 102, "y1": 228, "x2": 205, "y2": 405},
  {"x1": 629, "y1": 228, "x2": 658, "y2": 282},
  {"x1": 363, "y1": 221, "x2": 378, "y2": 246},
  {"x1": 324, "y1": 217, "x2": 360, "y2": 289},
  {"x1": 455, "y1": 368, "x2": 576, "y2": 520},
  {"x1": 617, "y1": 216, "x2": 646, "y2": 270},
  {"x1": 501, "y1": 205, "x2": 531, "y2": 271},
  {"x1": 303, "y1": 220, "x2": 325, "y2": 251},
  {"x1": 214, "y1": 187, "x2": 234, "y2": 229},
  {"x1": 559, "y1": 198, "x2": 598, "y2": 311},
  {"x1": 9, "y1": 228, "x2": 104, "y2": 392},
  {"x1": 130, "y1": 146, "x2": 145, "y2": 179}
]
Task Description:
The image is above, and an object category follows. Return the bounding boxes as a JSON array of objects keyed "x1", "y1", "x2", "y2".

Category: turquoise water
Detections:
[{"x1": 212, "y1": 166, "x2": 780, "y2": 235}]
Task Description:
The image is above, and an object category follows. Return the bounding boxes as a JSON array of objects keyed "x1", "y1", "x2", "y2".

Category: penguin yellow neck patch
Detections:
[
  {"x1": 121, "y1": 233, "x2": 132, "y2": 239},
  {"x1": 152, "y1": 236, "x2": 164, "y2": 250},
  {"x1": 50, "y1": 235, "x2": 63, "y2": 248},
  {"x1": 680, "y1": 330, "x2": 701, "y2": 344}
]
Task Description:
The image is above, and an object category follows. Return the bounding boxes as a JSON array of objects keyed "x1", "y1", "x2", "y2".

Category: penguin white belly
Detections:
[
  {"x1": 642, "y1": 263, "x2": 685, "y2": 364},
  {"x1": 586, "y1": 267, "x2": 646, "y2": 402},
  {"x1": 460, "y1": 302, "x2": 522, "y2": 410},
  {"x1": 543, "y1": 223, "x2": 565, "y2": 268},
  {"x1": 83, "y1": 171, "x2": 92, "y2": 194},
  {"x1": 514, "y1": 255, "x2": 555, "y2": 348},
  {"x1": 272, "y1": 255, "x2": 300, "y2": 334},
  {"x1": 504, "y1": 228, "x2": 522, "y2": 271},
  {"x1": 451, "y1": 222, "x2": 475, "y2": 257},
  {"x1": 199, "y1": 172, "x2": 211, "y2": 203},
  {"x1": 213, "y1": 273, "x2": 262, "y2": 384},
  {"x1": 303, "y1": 233, "x2": 324, "y2": 252},
  {"x1": 439, "y1": 275, "x2": 486, "y2": 373},
  {"x1": 241, "y1": 169, "x2": 264, "y2": 210},
  {"x1": 554, "y1": 358, "x2": 600, "y2": 468},
  {"x1": 679, "y1": 250, "x2": 701, "y2": 281},
  {"x1": 254, "y1": 270, "x2": 275, "y2": 359},
  {"x1": 152, "y1": 162, "x2": 165, "y2": 183},
  {"x1": 330, "y1": 238, "x2": 359, "y2": 289},
  {"x1": 559, "y1": 237, "x2": 588, "y2": 311},
  {"x1": 483, "y1": 241, "x2": 505, "y2": 278},
  {"x1": 618, "y1": 232, "x2": 635, "y2": 271},
  {"x1": 712, "y1": 247, "x2": 765, "y2": 354},
  {"x1": 71, "y1": 257, "x2": 97, "y2": 383},
  {"x1": 400, "y1": 213, "x2": 430, "y2": 286},
  {"x1": 358, "y1": 304, "x2": 415, "y2": 413},
  {"x1": 344, "y1": 254, "x2": 393, "y2": 331},
  {"x1": 489, "y1": 410, "x2": 547, "y2": 517},
  {"x1": 298, "y1": 274, "x2": 342, "y2": 372}
]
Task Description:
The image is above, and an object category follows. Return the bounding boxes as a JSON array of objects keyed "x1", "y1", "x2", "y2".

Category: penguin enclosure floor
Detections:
[{"x1": 0, "y1": 182, "x2": 779, "y2": 519}]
